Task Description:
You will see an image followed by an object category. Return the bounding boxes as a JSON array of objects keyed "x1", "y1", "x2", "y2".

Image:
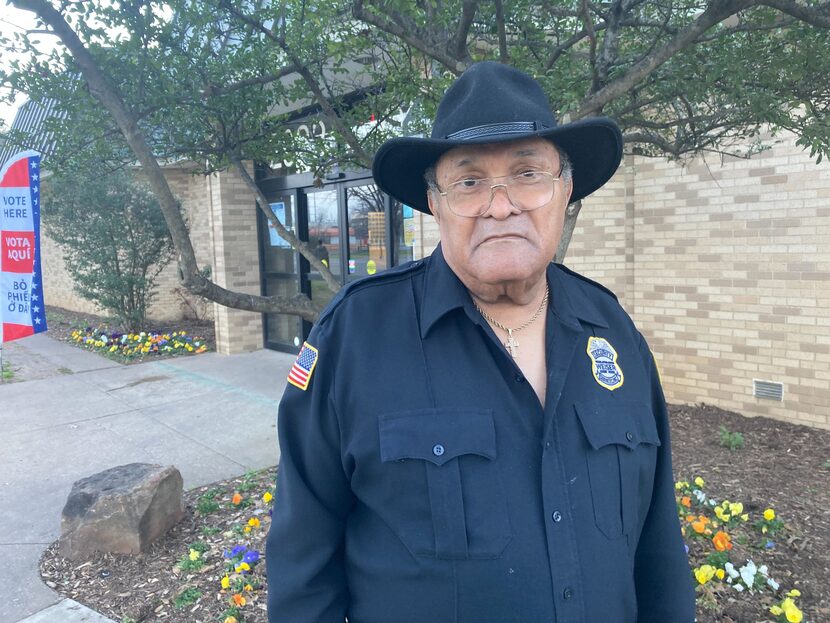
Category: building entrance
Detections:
[{"x1": 257, "y1": 170, "x2": 414, "y2": 352}]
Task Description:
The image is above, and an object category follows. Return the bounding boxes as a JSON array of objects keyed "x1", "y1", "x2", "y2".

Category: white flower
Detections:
[
  {"x1": 759, "y1": 565, "x2": 769, "y2": 577},
  {"x1": 740, "y1": 560, "x2": 757, "y2": 588},
  {"x1": 693, "y1": 489, "x2": 707, "y2": 504},
  {"x1": 767, "y1": 578, "x2": 780, "y2": 591},
  {"x1": 734, "y1": 584, "x2": 744, "y2": 592},
  {"x1": 725, "y1": 562, "x2": 739, "y2": 579}
]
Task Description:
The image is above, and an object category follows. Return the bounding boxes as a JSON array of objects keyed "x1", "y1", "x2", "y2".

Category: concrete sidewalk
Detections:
[{"x1": 0, "y1": 334, "x2": 294, "y2": 622}]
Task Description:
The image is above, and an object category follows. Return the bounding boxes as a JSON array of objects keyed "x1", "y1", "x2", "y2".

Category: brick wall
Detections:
[
  {"x1": 206, "y1": 163, "x2": 264, "y2": 354},
  {"x1": 413, "y1": 134, "x2": 830, "y2": 429}
]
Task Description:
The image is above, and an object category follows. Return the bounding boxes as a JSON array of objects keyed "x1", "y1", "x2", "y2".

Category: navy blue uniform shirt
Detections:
[{"x1": 266, "y1": 245, "x2": 696, "y2": 622}]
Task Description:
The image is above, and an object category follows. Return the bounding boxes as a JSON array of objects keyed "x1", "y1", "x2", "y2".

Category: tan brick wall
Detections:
[
  {"x1": 411, "y1": 135, "x2": 830, "y2": 430},
  {"x1": 206, "y1": 163, "x2": 263, "y2": 354},
  {"x1": 147, "y1": 167, "x2": 215, "y2": 323},
  {"x1": 623, "y1": 138, "x2": 830, "y2": 430}
]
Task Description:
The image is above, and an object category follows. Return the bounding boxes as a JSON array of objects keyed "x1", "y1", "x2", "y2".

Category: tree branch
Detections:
[
  {"x1": 222, "y1": 2, "x2": 374, "y2": 168},
  {"x1": 453, "y1": 0, "x2": 478, "y2": 61},
  {"x1": 759, "y1": 0, "x2": 830, "y2": 28},
  {"x1": 623, "y1": 131, "x2": 681, "y2": 155},
  {"x1": 229, "y1": 156, "x2": 340, "y2": 293},
  {"x1": 11, "y1": 0, "x2": 321, "y2": 321},
  {"x1": 580, "y1": 0, "x2": 600, "y2": 93},
  {"x1": 577, "y1": 0, "x2": 756, "y2": 118},
  {"x1": 494, "y1": 0, "x2": 509, "y2": 62},
  {"x1": 353, "y1": 0, "x2": 467, "y2": 74},
  {"x1": 596, "y1": 0, "x2": 624, "y2": 86},
  {"x1": 200, "y1": 65, "x2": 300, "y2": 98}
]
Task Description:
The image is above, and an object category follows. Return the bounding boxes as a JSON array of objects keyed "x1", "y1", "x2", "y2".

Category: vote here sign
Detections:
[{"x1": 0, "y1": 150, "x2": 48, "y2": 343}]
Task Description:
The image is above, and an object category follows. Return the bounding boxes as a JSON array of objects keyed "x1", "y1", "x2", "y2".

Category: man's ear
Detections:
[
  {"x1": 563, "y1": 177, "x2": 574, "y2": 207},
  {"x1": 427, "y1": 190, "x2": 441, "y2": 223}
]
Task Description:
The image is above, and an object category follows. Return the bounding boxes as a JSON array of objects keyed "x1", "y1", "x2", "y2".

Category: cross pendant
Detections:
[{"x1": 505, "y1": 330, "x2": 519, "y2": 357}]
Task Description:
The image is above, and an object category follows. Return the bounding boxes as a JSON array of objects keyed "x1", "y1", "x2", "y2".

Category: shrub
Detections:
[{"x1": 43, "y1": 169, "x2": 176, "y2": 331}]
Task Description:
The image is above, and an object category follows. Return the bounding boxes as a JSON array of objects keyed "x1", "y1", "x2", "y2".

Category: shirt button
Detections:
[
  {"x1": 551, "y1": 511, "x2": 562, "y2": 522},
  {"x1": 563, "y1": 587, "x2": 574, "y2": 600},
  {"x1": 626, "y1": 431, "x2": 634, "y2": 442},
  {"x1": 432, "y1": 444, "x2": 445, "y2": 457},
  {"x1": 545, "y1": 441, "x2": 551, "y2": 449},
  {"x1": 514, "y1": 373, "x2": 525, "y2": 383}
]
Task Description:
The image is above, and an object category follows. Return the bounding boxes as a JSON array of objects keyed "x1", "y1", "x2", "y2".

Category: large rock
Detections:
[{"x1": 59, "y1": 463, "x2": 184, "y2": 560}]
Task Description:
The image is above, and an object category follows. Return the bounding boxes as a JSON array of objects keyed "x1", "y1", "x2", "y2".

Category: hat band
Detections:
[{"x1": 444, "y1": 121, "x2": 549, "y2": 141}]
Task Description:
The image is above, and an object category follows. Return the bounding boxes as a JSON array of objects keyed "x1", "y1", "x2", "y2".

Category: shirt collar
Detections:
[{"x1": 419, "y1": 246, "x2": 609, "y2": 338}]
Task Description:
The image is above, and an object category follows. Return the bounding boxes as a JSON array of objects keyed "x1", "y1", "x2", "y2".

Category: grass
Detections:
[{"x1": 1, "y1": 360, "x2": 13, "y2": 381}]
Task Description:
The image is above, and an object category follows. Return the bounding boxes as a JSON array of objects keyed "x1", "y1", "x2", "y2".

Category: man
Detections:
[{"x1": 266, "y1": 62, "x2": 695, "y2": 622}]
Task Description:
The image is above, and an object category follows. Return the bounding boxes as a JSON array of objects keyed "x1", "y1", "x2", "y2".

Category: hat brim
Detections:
[{"x1": 372, "y1": 117, "x2": 623, "y2": 214}]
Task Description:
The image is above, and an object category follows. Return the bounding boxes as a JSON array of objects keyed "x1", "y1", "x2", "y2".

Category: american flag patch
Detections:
[{"x1": 287, "y1": 342, "x2": 319, "y2": 391}]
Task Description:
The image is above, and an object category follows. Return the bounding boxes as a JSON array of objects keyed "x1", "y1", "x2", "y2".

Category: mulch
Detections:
[
  {"x1": 37, "y1": 402, "x2": 830, "y2": 623},
  {"x1": 25, "y1": 308, "x2": 830, "y2": 622}
]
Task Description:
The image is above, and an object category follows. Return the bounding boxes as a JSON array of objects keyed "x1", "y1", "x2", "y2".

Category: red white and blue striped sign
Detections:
[
  {"x1": 287, "y1": 341, "x2": 319, "y2": 391},
  {"x1": 1, "y1": 150, "x2": 48, "y2": 343}
]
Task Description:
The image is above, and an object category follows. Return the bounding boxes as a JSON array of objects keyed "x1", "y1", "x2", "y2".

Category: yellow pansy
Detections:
[
  {"x1": 741, "y1": 513, "x2": 749, "y2": 521},
  {"x1": 188, "y1": 549, "x2": 200, "y2": 561},
  {"x1": 764, "y1": 508, "x2": 776, "y2": 521},
  {"x1": 221, "y1": 575, "x2": 230, "y2": 589},
  {"x1": 781, "y1": 597, "x2": 803, "y2": 623},
  {"x1": 729, "y1": 502, "x2": 744, "y2": 516},
  {"x1": 770, "y1": 605, "x2": 784, "y2": 616},
  {"x1": 244, "y1": 583, "x2": 253, "y2": 591},
  {"x1": 235, "y1": 562, "x2": 251, "y2": 573},
  {"x1": 248, "y1": 517, "x2": 260, "y2": 528},
  {"x1": 787, "y1": 589, "x2": 801, "y2": 597},
  {"x1": 694, "y1": 565, "x2": 716, "y2": 585},
  {"x1": 224, "y1": 617, "x2": 238, "y2": 623},
  {"x1": 715, "y1": 568, "x2": 725, "y2": 580},
  {"x1": 694, "y1": 476, "x2": 705, "y2": 488},
  {"x1": 263, "y1": 491, "x2": 273, "y2": 504}
]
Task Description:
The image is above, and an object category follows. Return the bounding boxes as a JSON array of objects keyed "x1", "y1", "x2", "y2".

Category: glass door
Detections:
[
  {"x1": 260, "y1": 193, "x2": 303, "y2": 350},
  {"x1": 305, "y1": 187, "x2": 342, "y2": 311},
  {"x1": 345, "y1": 182, "x2": 388, "y2": 282}
]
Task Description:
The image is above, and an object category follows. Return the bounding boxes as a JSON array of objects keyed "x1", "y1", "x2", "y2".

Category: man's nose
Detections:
[{"x1": 483, "y1": 184, "x2": 520, "y2": 219}]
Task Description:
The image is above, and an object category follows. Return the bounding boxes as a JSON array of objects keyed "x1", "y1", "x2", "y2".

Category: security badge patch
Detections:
[
  {"x1": 287, "y1": 341, "x2": 319, "y2": 391},
  {"x1": 586, "y1": 336, "x2": 624, "y2": 391}
]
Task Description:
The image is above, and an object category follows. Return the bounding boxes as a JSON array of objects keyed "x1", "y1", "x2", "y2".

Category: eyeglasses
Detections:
[{"x1": 435, "y1": 170, "x2": 560, "y2": 218}]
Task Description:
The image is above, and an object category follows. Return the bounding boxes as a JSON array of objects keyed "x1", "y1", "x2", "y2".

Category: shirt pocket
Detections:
[
  {"x1": 574, "y1": 402, "x2": 661, "y2": 539},
  {"x1": 378, "y1": 409, "x2": 512, "y2": 560}
]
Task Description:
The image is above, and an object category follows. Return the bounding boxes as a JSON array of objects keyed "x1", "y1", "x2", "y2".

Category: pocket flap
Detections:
[
  {"x1": 574, "y1": 402, "x2": 661, "y2": 451},
  {"x1": 379, "y1": 409, "x2": 496, "y2": 466}
]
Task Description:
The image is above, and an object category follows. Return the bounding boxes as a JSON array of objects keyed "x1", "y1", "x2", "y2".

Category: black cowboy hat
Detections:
[{"x1": 372, "y1": 61, "x2": 623, "y2": 214}]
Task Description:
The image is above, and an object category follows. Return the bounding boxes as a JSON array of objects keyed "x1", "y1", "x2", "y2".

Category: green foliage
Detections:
[
  {"x1": 1, "y1": 360, "x2": 13, "y2": 381},
  {"x1": 5, "y1": 0, "x2": 830, "y2": 181},
  {"x1": 196, "y1": 488, "x2": 223, "y2": 515},
  {"x1": 718, "y1": 426, "x2": 745, "y2": 451},
  {"x1": 237, "y1": 471, "x2": 259, "y2": 493},
  {"x1": 188, "y1": 540, "x2": 210, "y2": 554},
  {"x1": 177, "y1": 551, "x2": 205, "y2": 573},
  {"x1": 42, "y1": 169, "x2": 175, "y2": 331},
  {"x1": 705, "y1": 551, "x2": 729, "y2": 568},
  {"x1": 173, "y1": 586, "x2": 202, "y2": 609}
]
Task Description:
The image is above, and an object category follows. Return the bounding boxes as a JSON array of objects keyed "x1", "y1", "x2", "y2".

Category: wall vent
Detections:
[{"x1": 753, "y1": 379, "x2": 784, "y2": 401}]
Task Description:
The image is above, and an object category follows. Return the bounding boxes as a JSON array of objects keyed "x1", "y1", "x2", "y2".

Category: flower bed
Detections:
[
  {"x1": 678, "y1": 476, "x2": 806, "y2": 622},
  {"x1": 70, "y1": 327, "x2": 209, "y2": 361}
]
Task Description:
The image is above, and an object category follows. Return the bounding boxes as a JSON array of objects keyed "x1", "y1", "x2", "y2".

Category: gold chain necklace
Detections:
[{"x1": 473, "y1": 284, "x2": 549, "y2": 358}]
